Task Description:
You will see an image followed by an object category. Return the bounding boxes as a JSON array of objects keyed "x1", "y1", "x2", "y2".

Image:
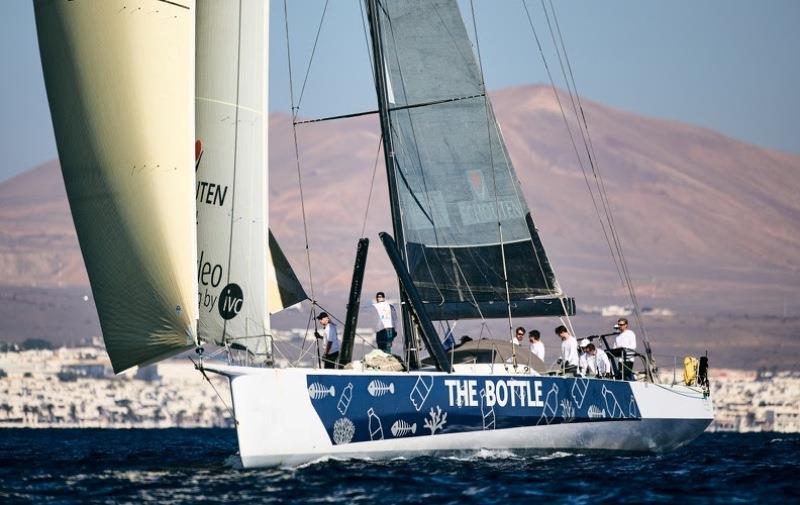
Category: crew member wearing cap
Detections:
[
  {"x1": 314, "y1": 312, "x2": 340, "y2": 369},
  {"x1": 613, "y1": 318, "x2": 637, "y2": 380},
  {"x1": 372, "y1": 292, "x2": 397, "y2": 353},
  {"x1": 578, "y1": 338, "x2": 591, "y2": 375}
]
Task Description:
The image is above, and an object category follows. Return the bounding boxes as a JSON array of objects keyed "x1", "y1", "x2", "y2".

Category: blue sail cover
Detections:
[{"x1": 372, "y1": 0, "x2": 572, "y2": 319}]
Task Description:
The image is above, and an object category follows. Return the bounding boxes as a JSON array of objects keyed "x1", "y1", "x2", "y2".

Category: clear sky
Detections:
[{"x1": 1, "y1": 0, "x2": 799, "y2": 183}]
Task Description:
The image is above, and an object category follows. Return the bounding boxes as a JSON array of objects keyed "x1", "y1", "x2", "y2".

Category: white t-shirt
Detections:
[
  {"x1": 581, "y1": 350, "x2": 612, "y2": 376},
  {"x1": 372, "y1": 301, "x2": 396, "y2": 331},
  {"x1": 594, "y1": 351, "x2": 612, "y2": 375},
  {"x1": 614, "y1": 329, "x2": 637, "y2": 354},
  {"x1": 530, "y1": 341, "x2": 545, "y2": 361},
  {"x1": 322, "y1": 322, "x2": 340, "y2": 354},
  {"x1": 561, "y1": 335, "x2": 579, "y2": 366}
]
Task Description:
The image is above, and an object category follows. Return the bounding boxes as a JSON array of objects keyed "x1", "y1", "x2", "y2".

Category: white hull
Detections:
[{"x1": 205, "y1": 364, "x2": 714, "y2": 468}]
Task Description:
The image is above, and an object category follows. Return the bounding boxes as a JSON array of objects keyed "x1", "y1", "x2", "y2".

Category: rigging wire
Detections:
[
  {"x1": 469, "y1": 0, "x2": 517, "y2": 365},
  {"x1": 540, "y1": 0, "x2": 650, "y2": 345},
  {"x1": 520, "y1": 0, "x2": 625, "y2": 294},
  {"x1": 488, "y1": 117, "x2": 577, "y2": 338},
  {"x1": 521, "y1": 0, "x2": 638, "y2": 339},
  {"x1": 295, "y1": 0, "x2": 331, "y2": 112},
  {"x1": 360, "y1": 134, "x2": 384, "y2": 238},
  {"x1": 191, "y1": 357, "x2": 238, "y2": 425},
  {"x1": 546, "y1": 0, "x2": 650, "y2": 345},
  {"x1": 283, "y1": 0, "x2": 320, "y2": 366}
]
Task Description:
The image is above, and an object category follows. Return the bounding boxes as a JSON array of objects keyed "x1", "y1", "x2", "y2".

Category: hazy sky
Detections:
[{"x1": 1, "y1": 0, "x2": 798, "y2": 183}]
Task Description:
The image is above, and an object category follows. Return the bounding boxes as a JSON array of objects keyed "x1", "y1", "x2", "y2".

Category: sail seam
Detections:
[{"x1": 195, "y1": 97, "x2": 262, "y2": 116}]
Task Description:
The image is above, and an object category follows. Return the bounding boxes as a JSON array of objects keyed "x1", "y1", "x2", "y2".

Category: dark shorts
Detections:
[
  {"x1": 376, "y1": 328, "x2": 396, "y2": 353},
  {"x1": 323, "y1": 352, "x2": 339, "y2": 369}
]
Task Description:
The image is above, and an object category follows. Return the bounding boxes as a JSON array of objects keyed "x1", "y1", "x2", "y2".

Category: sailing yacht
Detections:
[{"x1": 35, "y1": 0, "x2": 713, "y2": 468}]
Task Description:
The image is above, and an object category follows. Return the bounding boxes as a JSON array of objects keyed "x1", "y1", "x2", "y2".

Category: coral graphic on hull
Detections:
[
  {"x1": 602, "y1": 385, "x2": 625, "y2": 419},
  {"x1": 337, "y1": 383, "x2": 353, "y2": 415},
  {"x1": 333, "y1": 418, "x2": 355, "y2": 445},
  {"x1": 367, "y1": 408, "x2": 384, "y2": 440},
  {"x1": 560, "y1": 399, "x2": 576, "y2": 423},
  {"x1": 424, "y1": 406, "x2": 448, "y2": 435},
  {"x1": 391, "y1": 420, "x2": 417, "y2": 437},
  {"x1": 537, "y1": 384, "x2": 559, "y2": 425},
  {"x1": 410, "y1": 375, "x2": 433, "y2": 411},
  {"x1": 480, "y1": 388, "x2": 495, "y2": 430},
  {"x1": 367, "y1": 380, "x2": 395, "y2": 397},
  {"x1": 308, "y1": 383, "x2": 335, "y2": 400}
]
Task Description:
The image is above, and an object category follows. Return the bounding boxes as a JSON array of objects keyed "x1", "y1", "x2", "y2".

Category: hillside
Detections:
[{"x1": 2, "y1": 84, "x2": 799, "y2": 317}]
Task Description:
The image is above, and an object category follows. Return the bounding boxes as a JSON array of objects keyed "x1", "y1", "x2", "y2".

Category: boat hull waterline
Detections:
[{"x1": 204, "y1": 365, "x2": 714, "y2": 468}]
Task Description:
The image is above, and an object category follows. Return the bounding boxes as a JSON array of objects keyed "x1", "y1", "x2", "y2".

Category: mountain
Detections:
[{"x1": 2, "y1": 84, "x2": 799, "y2": 317}]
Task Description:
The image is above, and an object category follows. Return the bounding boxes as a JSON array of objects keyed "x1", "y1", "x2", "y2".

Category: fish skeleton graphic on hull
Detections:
[
  {"x1": 308, "y1": 383, "x2": 335, "y2": 400},
  {"x1": 390, "y1": 420, "x2": 417, "y2": 437},
  {"x1": 368, "y1": 380, "x2": 395, "y2": 397}
]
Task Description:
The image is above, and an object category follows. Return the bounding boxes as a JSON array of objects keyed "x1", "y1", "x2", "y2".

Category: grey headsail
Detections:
[{"x1": 367, "y1": 0, "x2": 573, "y2": 320}]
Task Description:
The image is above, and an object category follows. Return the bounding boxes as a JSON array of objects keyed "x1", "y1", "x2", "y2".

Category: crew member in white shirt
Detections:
[
  {"x1": 578, "y1": 338, "x2": 591, "y2": 375},
  {"x1": 314, "y1": 312, "x2": 340, "y2": 369},
  {"x1": 613, "y1": 318, "x2": 637, "y2": 380},
  {"x1": 512, "y1": 326, "x2": 525, "y2": 346},
  {"x1": 555, "y1": 325, "x2": 579, "y2": 374},
  {"x1": 583, "y1": 343, "x2": 612, "y2": 377},
  {"x1": 372, "y1": 292, "x2": 397, "y2": 353},
  {"x1": 528, "y1": 329, "x2": 545, "y2": 362}
]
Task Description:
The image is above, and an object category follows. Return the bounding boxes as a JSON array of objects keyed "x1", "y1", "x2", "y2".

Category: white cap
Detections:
[{"x1": 579, "y1": 339, "x2": 590, "y2": 348}]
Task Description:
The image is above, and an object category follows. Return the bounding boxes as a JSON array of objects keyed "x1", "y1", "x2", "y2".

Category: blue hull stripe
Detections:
[{"x1": 306, "y1": 374, "x2": 640, "y2": 445}]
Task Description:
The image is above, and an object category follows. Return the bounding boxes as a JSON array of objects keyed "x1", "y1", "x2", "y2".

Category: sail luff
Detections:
[{"x1": 34, "y1": 0, "x2": 199, "y2": 373}]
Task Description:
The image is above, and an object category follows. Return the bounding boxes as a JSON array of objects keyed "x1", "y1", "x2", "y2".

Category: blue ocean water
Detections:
[{"x1": 0, "y1": 429, "x2": 797, "y2": 504}]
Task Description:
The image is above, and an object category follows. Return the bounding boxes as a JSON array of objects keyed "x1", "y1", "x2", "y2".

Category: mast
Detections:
[{"x1": 365, "y1": 0, "x2": 419, "y2": 367}]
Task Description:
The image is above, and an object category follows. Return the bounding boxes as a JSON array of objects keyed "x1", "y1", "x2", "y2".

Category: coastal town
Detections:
[{"x1": 1, "y1": 337, "x2": 797, "y2": 432}]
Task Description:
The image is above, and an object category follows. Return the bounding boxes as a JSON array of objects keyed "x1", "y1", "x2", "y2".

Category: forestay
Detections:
[
  {"x1": 369, "y1": 0, "x2": 572, "y2": 320},
  {"x1": 34, "y1": 0, "x2": 199, "y2": 373}
]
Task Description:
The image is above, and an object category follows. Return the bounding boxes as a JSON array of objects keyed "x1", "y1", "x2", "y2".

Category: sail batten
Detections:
[
  {"x1": 34, "y1": 0, "x2": 199, "y2": 373},
  {"x1": 368, "y1": 0, "x2": 570, "y2": 319}
]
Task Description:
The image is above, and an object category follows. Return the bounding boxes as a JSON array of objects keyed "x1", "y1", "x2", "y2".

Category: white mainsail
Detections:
[
  {"x1": 195, "y1": 0, "x2": 271, "y2": 354},
  {"x1": 34, "y1": 0, "x2": 199, "y2": 373}
]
